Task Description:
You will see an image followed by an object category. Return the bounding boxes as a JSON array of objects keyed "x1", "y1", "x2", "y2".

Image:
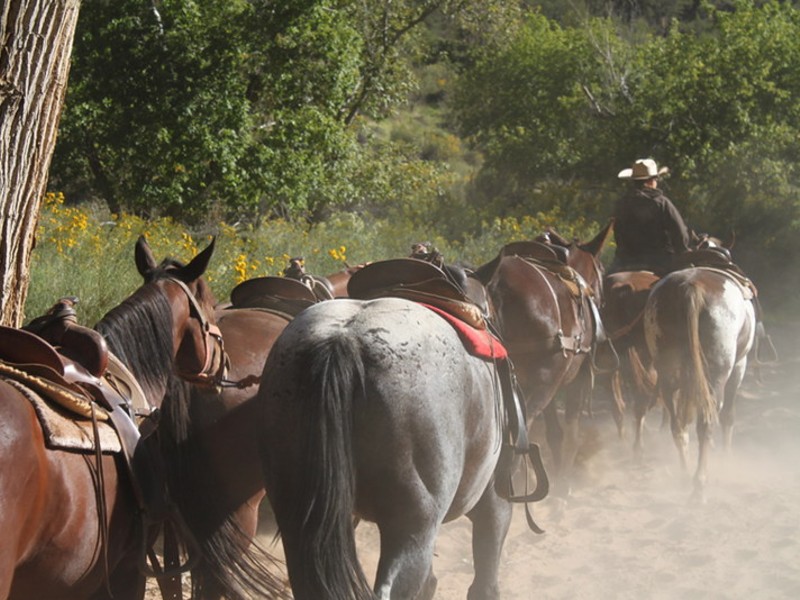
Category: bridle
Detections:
[{"x1": 166, "y1": 277, "x2": 229, "y2": 388}]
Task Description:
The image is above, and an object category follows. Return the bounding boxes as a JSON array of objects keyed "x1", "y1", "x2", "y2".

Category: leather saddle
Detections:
[
  {"x1": 672, "y1": 248, "x2": 756, "y2": 298},
  {"x1": 347, "y1": 258, "x2": 486, "y2": 329},
  {"x1": 501, "y1": 240, "x2": 569, "y2": 264},
  {"x1": 230, "y1": 275, "x2": 329, "y2": 317},
  {"x1": 0, "y1": 325, "x2": 110, "y2": 420}
]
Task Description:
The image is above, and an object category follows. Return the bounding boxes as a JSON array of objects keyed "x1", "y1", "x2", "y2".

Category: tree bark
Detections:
[{"x1": 0, "y1": 0, "x2": 81, "y2": 327}]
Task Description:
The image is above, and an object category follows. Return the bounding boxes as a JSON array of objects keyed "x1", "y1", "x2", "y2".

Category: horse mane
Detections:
[{"x1": 94, "y1": 284, "x2": 176, "y2": 401}]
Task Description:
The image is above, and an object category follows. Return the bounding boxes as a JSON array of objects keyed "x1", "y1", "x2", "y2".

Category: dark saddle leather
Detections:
[
  {"x1": 24, "y1": 297, "x2": 109, "y2": 377},
  {"x1": 4, "y1": 304, "x2": 175, "y2": 527},
  {"x1": 347, "y1": 258, "x2": 486, "y2": 329},
  {"x1": 229, "y1": 275, "x2": 321, "y2": 317},
  {"x1": 672, "y1": 249, "x2": 756, "y2": 297},
  {"x1": 501, "y1": 240, "x2": 569, "y2": 264}
]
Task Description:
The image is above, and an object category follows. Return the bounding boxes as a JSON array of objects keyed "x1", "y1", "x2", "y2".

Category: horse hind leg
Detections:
[
  {"x1": 632, "y1": 391, "x2": 649, "y2": 462},
  {"x1": 720, "y1": 361, "x2": 747, "y2": 451},
  {"x1": 466, "y1": 486, "x2": 513, "y2": 600},
  {"x1": 662, "y1": 387, "x2": 690, "y2": 473},
  {"x1": 374, "y1": 521, "x2": 439, "y2": 600},
  {"x1": 610, "y1": 369, "x2": 626, "y2": 439},
  {"x1": 692, "y1": 414, "x2": 714, "y2": 504}
]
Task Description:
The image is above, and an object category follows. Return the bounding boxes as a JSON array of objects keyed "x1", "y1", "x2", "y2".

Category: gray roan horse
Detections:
[
  {"x1": 258, "y1": 297, "x2": 546, "y2": 599},
  {"x1": 644, "y1": 266, "x2": 756, "y2": 501}
]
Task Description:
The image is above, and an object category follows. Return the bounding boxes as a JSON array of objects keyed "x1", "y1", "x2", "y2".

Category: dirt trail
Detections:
[{"x1": 149, "y1": 323, "x2": 800, "y2": 599}]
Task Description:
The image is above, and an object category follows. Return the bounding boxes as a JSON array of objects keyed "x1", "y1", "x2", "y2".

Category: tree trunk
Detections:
[{"x1": 0, "y1": 0, "x2": 81, "y2": 327}]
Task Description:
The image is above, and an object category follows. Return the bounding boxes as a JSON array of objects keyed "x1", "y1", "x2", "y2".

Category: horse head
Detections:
[
  {"x1": 96, "y1": 236, "x2": 223, "y2": 401},
  {"x1": 133, "y1": 235, "x2": 224, "y2": 386}
]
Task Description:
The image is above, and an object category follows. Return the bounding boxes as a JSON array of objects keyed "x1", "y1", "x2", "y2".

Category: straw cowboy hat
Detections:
[{"x1": 617, "y1": 158, "x2": 669, "y2": 180}]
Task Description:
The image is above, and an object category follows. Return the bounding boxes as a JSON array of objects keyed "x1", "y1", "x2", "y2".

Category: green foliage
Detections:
[
  {"x1": 26, "y1": 196, "x2": 603, "y2": 325},
  {"x1": 52, "y1": 0, "x2": 255, "y2": 220},
  {"x1": 452, "y1": 0, "x2": 800, "y2": 302},
  {"x1": 51, "y1": 0, "x2": 492, "y2": 223},
  {"x1": 38, "y1": 0, "x2": 800, "y2": 312}
]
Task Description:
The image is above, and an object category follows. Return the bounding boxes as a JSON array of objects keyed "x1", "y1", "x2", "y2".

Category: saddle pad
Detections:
[
  {"x1": 423, "y1": 304, "x2": 508, "y2": 360},
  {"x1": 3, "y1": 378, "x2": 121, "y2": 454}
]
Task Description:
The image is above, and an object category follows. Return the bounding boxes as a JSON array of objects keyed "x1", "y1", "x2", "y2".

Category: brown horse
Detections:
[
  {"x1": 161, "y1": 302, "x2": 294, "y2": 599},
  {"x1": 472, "y1": 222, "x2": 613, "y2": 494},
  {"x1": 602, "y1": 270, "x2": 660, "y2": 452},
  {"x1": 644, "y1": 266, "x2": 756, "y2": 501},
  {"x1": 0, "y1": 236, "x2": 221, "y2": 599},
  {"x1": 325, "y1": 262, "x2": 369, "y2": 297}
]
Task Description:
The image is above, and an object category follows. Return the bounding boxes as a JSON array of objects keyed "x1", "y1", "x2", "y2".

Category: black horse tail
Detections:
[{"x1": 286, "y1": 334, "x2": 374, "y2": 600}]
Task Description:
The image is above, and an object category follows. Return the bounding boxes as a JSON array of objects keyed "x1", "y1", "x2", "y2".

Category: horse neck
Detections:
[
  {"x1": 569, "y1": 249, "x2": 603, "y2": 299},
  {"x1": 94, "y1": 284, "x2": 178, "y2": 405}
]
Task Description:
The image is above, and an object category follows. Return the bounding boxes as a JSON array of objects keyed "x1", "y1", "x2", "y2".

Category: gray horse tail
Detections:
[
  {"x1": 289, "y1": 334, "x2": 375, "y2": 600},
  {"x1": 682, "y1": 285, "x2": 716, "y2": 426}
]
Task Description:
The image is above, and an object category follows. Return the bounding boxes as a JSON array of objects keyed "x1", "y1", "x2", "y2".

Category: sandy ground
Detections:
[{"x1": 149, "y1": 323, "x2": 800, "y2": 599}]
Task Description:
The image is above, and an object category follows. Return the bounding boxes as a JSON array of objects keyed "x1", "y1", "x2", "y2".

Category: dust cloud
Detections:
[
  {"x1": 147, "y1": 324, "x2": 800, "y2": 599},
  {"x1": 353, "y1": 322, "x2": 800, "y2": 599}
]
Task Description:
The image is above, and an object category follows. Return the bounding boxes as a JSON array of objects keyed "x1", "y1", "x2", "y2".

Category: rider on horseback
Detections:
[{"x1": 610, "y1": 158, "x2": 691, "y2": 275}]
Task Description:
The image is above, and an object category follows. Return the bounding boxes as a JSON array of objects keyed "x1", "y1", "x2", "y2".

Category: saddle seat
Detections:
[
  {"x1": 24, "y1": 297, "x2": 109, "y2": 377},
  {"x1": 347, "y1": 258, "x2": 486, "y2": 330},
  {"x1": 0, "y1": 325, "x2": 110, "y2": 420},
  {"x1": 501, "y1": 240, "x2": 569, "y2": 264},
  {"x1": 500, "y1": 240, "x2": 588, "y2": 298},
  {"x1": 230, "y1": 276, "x2": 319, "y2": 317}
]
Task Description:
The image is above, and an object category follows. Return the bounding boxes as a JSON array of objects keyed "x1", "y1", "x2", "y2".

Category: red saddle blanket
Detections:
[{"x1": 423, "y1": 304, "x2": 508, "y2": 360}]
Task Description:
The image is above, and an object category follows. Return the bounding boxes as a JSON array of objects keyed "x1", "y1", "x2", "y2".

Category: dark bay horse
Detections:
[
  {"x1": 472, "y1": 222, "x2": 613, "y2": 493},
  {"x1": 0, "y1": 236, "x2": 222, "y2": 599},
  {"x1": 258, "y1": 297, "x2": 544, "y2": 599},
  {"x1": 325, "y1": 262, "x2": 369, "y2": 297},
  {"x1": 644, "y1": 267, "x2": 756, "y2": 500},
  {"x1": 602, "y1": 270, "x2": 660, "y2": 451},
  {"x1": 163, "y1": 303, "x2": 293, "y2": 599}
]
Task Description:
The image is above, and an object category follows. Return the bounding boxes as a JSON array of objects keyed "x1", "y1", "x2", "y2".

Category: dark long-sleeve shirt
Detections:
[{"x1": 611, "y1": 186, "x2": 690, "y2": 273}]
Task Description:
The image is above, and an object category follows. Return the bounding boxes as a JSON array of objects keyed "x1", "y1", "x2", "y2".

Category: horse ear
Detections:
[
  {"x1": 581, "y1": 219, "x2": 614, "y2": 256},
  {"x1": 726, "y1": 230, "x2": 736, "y2": 250},
  {"x1": 135, "y1": 235, "x2": 158, "y2": 277},
  {"x1": 177, "y1": 237, "x2": 216, "y2": 283}
]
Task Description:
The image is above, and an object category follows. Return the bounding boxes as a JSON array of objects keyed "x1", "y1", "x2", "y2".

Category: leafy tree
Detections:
[
  {"x1": 50, "y1": 0, "x2": 255, "y2": 220},
  {"x1": 49, "y1": 0, "x2": 506, "y2": 223}
]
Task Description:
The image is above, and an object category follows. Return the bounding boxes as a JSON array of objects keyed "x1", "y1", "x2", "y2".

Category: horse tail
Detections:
[
  {"x1": 287, "y1": 335, "x2": 374, "y2": 600},
  {"x1": 682, "y1": 284, "x2": 716, "y2": 426},
  {"x1": 629, "y1": 346, "x2": 656, "y2": 395}
]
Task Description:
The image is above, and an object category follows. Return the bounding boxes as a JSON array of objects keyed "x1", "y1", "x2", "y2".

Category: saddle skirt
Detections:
[{"x1": 1, "y1": 375, "x2": 122, "y2": 453}]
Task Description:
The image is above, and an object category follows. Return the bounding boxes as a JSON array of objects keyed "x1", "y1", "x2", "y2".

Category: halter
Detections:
[{"x1": 167, "y1": 277, "x2": 229, "y2": 388}]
